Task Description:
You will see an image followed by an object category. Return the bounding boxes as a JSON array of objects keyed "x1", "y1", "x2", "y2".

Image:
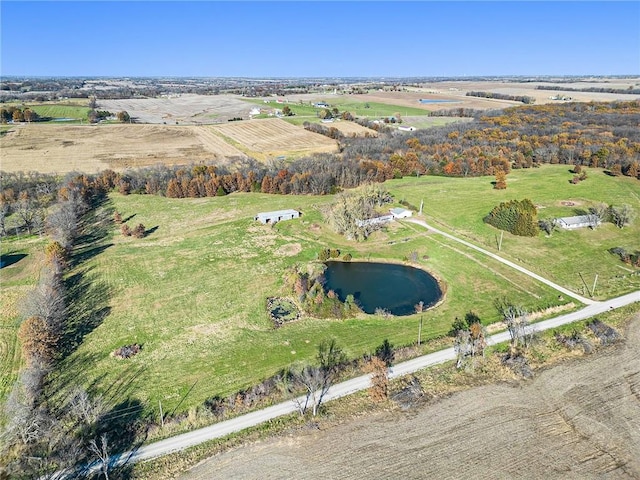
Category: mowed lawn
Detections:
[
  {"x1": 49, "y1": 189, "x2": 562, "y2": 417},
  {"x1": 387, "y1": 165, "x2": 640, "y2": 299}
]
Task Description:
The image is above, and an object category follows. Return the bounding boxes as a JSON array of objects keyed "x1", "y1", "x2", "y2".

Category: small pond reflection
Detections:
[{"x1": 323, "y1": 261, "x2": 442, "y2": 316}]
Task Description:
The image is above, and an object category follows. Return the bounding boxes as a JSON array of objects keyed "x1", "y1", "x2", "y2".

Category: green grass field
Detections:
[
  {"x1": 29, "y1": 104, "x2": 91, "y2": 122},
  {"x1": 387, "y1": 165, "x2": 640, "y2": 299},
  {"x1": 4, "y1": 165, "x2": 638, "y2": 419},
  {"x1": 242, "y1": 98, "x2": 430, "y2": 120},
  {"x1": 0, "y1": 236, "x2": 46, "y2": 401}
]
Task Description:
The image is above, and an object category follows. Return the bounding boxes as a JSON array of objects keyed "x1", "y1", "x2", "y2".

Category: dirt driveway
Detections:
[{"x1": 181, "y1": 314, "x2": 640, "y2": 479}]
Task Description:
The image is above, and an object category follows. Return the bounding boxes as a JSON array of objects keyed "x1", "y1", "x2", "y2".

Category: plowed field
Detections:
[
  {"x1": 182, "y1": 314, "x2": 640, "y2": 480},
  {"x1": 212, "y1": 118, "x2": 338, "y2": 160}
]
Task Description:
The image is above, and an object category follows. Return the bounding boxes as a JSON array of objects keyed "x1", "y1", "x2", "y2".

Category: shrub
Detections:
[
  {"x1": 132, "y1": 223, "x2": 146, "y2": 239},
  {"x1": 318, "y1": 248, "x2": 330, "y2": 261},
  {"x1": 112, "y1": 343, "x2": 142, "y2": 359},
  {"x1": 121, "y1": 224, "x2": 132, "y2": 237},
  {"x1": 342, "y1": 252, "x2": 352, "y2": 262}
]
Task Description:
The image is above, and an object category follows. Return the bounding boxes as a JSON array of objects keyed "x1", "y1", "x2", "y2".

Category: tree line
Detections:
[
  {"x1": 536, "y1": 85, "x2": 640, "y2": 95},
  {"x1": 466, "y1": 91, "x2": 536, "y2": 104}
]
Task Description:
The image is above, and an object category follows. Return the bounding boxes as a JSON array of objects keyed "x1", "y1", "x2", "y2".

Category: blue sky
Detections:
[{"x1": 1, "y1": 1, "x2": 638, "y2": 77}]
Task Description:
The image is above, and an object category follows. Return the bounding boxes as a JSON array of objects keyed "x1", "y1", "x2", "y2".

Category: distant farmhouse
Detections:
[
  {"x1": 390, "y1": 207, "x2": 412, "y2": 219},
  {"x1": 255, "y1": 209, "x2": 301, "y2": 224},
  {"x1": 556, "y1": 214, "x2": 600, "y2": 230},
  {"x1": 357, "y1": 207, "x2": 413, "y2": 227}
]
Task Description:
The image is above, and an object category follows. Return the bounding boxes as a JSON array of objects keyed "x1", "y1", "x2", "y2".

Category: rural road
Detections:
[
  {"x1": 405, "y1": 218, "x2": 595, "y2": 305},
  {"x1": 93, "y1": 290, "x2": 639, "y2": 475}
]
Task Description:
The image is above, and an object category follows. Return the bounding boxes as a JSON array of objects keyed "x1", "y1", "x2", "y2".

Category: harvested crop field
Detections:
[
  {"x1": 211, "y1": 118, "x2": 338, "y2": 160},
  {"x1": 0, "y1": 124, "x2": 247, "y2": 173},
  {"x1": 98, "y1": 94, "x2": 254, "y2": 124},
  {"x1": 182, "y1": 314, "x2": 640, "y2": 480}
]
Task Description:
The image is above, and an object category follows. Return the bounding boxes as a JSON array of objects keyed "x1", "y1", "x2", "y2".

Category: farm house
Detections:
[
  {"x1": 254, "y1": 209, "x2": 301, "y2": 224},
  {"x1": 390, "y1": 207, "x2": 413, "y2": 219},
  {"x1": 556, "y1": 215, "x2": 600, "y2": 230}
]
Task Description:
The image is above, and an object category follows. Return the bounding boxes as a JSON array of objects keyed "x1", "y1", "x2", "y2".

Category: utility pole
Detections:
[
  {"x1": 419, "y1": 199, "x2": 424, "y2": 215},
  {"x1": 591, "y1": 274, "x2": 598, "y2": 298},
  {"x1": 159, "y1": 400, "x2": 164, "y2": 428},
  {"x1": 418, "y1": 315, "x2": 423, "y2": 346},
  {"x1": 498, "y1": 231, "x2": 504, "y2": 251},
  {"x1": 578, "y1": 272, "x2": 591, "y2": 297}
]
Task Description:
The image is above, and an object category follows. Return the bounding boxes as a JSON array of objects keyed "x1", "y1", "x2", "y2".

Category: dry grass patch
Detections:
[{"x1": 0, "y1": 124, "x2": 246, "y2": 174}]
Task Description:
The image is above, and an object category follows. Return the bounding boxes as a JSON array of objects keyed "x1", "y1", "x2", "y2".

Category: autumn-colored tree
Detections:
[
  {"x1": 610, "y1": 164, "x2": 622, "y2": 176},
  {"x1": 45, "y1": 241, "x2": 67, "y2": 271},
  {"x1": 18, "y1": 316, "x2": 59, "y2": 365},
  {"x1": 113, "y1": 211, "x2": 123, "y2": 224},
  {"x1": 494, "y1": 170, "x2": 507, "y2": 189},
  {"x1": 166, "y1": 178, "x2": 183, "y2": 198},
  {"x1": 118, "y1": 180, "x2": 131, "y2": 195},
  {"x1": 116, "y1": 111, "x2": 130, "y2": 122},
  {"x1": 121, "y1": 224, "x2": 132, "y2": 237},
  {"x1": 626, "y1": 161, "x2": 639, "y2": 179},
  {"x1": 364, "y1": 356, "x2": 389, "y2": 402}
]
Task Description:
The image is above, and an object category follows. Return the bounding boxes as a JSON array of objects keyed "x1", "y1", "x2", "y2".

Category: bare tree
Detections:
[
  {"x1": 294, "y1": 339, "x2": 346, "y2": 416},
  {"x1": 46, "y1": 200, "x2": 80, "y2": 249},
  {"x1": 495, "y1": 300, "x2": 533, "y2": 350},
  {"x1": 610, "y1": 204, "x2": 634, "y2": 228},
  {"x1": 88, "y1": 434, "x2": 111, "y2": 480},
  {"x1": 454, "y1": 330, "x2": 473, "y2": 369},
  {"x1": 589, "y1": 202, "x2": 609, "y2": 224}
]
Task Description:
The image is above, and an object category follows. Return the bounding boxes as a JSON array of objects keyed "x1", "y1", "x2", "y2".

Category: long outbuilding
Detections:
[
  {"x1": 556, "y1": 214, "x2": 600, "y2": 229},
  {"x1": 254, "y1": 209, "x2": 301, "y2": 224}
]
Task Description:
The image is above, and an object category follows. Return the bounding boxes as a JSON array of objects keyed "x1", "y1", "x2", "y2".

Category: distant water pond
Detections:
[
  {"x1": 323, "y1": 261, "x2": 442, "y2": 316},
  {"x1": 52, "y1": 118, "x2": 77, "y2": 122},
  {"x1": 419, "y1": 99, "x2": 459, "y2": 104}
]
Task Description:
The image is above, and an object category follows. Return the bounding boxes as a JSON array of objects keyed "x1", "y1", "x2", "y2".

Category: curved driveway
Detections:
[{"x1": 405, "y1": 218, "x2": 595, "y2": 305}]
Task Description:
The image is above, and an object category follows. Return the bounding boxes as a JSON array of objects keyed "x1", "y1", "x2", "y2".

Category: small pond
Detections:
[
  {"x1": 419, "y1": 99, "x2": 459, "y2": 104},
  {"x1": 323, "y1": 261, "x2": 442, "y2": 316}
]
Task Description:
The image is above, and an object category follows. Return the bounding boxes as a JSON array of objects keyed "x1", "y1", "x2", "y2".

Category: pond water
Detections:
[
  {"x1": 419, "y1": 99, "x2": 459, "y2": 104},
  {"x1": 323, "y1": 261, "x2": 442, "y2": 316}
]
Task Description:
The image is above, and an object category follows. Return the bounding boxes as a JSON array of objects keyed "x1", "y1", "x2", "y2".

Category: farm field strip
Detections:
[
  {"x1": 211, "y1": 118, "x2": 338, "y2": 156},
  {"x1": 0, "y1": 124, "x2": 249, "y2": 173}
]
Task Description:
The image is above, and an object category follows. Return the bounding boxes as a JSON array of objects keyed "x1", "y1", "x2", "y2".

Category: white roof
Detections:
[
  {"x1": 256, "y1": 209, "x2": 300, "y2": 218},
  {"x1": 557, "y1": 215, "x2": 598, "y2": 226}
]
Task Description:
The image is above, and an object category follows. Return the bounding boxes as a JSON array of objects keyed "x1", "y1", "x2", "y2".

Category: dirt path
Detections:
[{"x1": 182, "y1": 314, "x2": 640, "y2": 480}]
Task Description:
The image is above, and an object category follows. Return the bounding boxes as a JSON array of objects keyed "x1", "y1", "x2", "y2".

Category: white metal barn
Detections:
[
  {"x1": 390, "y1": 207, "x2": 413, "y2": 219},
  {"x1": 254, "y1": 209, "x2": 301, "y2": 224},
  {"x1": 556, "y1": 214, "x2": 600, "y2": 230}
]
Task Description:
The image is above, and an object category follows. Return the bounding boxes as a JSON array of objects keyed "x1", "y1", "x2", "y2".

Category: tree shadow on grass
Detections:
[
  {"x1": 61, "y1": 267, "x2": 111, "y2": 359},
  {"x1": 70, "y1": 397, "x2": 147, "y2": 480},
  {"x1": 69, "y1": 202, "x2": 115, "y2": 270},
  {"x1": 145, "y1": 225, "x2": 159, "y2": 237}
]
